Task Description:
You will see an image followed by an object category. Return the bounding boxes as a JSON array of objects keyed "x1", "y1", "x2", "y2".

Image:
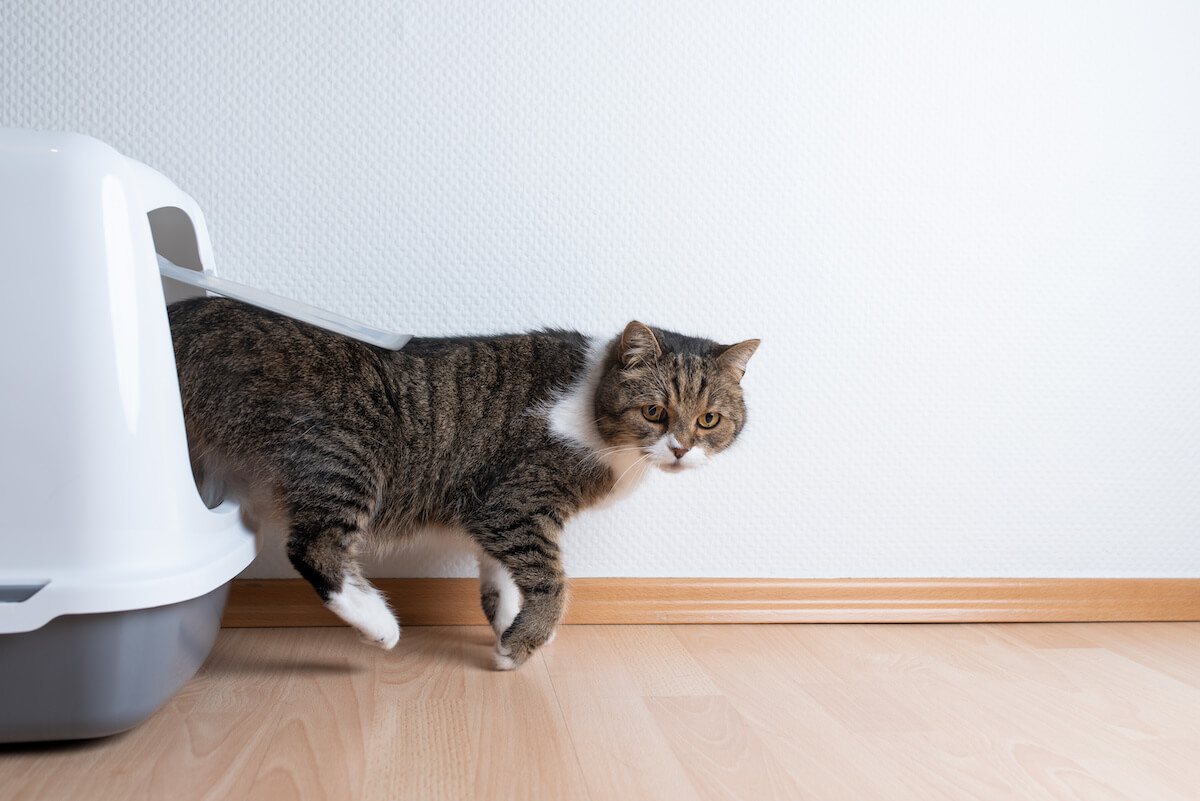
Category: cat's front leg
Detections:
[
  {"x1": 478, "y1": 552, "x2": 522, "y2": 639},
  {"x1": 493, "y1": 569, "x2": 566, "y2": 670},
  {"x1": 471, "y1": 517, "x2": 567, "y2": 670}
]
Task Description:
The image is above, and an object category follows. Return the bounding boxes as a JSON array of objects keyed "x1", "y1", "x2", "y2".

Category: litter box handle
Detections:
[{"x1": 123, "y1": 156, "x2": 217, "y2": 273}]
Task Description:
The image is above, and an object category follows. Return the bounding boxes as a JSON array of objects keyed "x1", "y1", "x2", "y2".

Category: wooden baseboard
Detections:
[{"x1": 221, "y1": 577, "x2": 1200, "y2": 627}]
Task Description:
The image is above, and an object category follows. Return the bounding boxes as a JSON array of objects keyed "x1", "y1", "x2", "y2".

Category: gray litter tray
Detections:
[{"x1": 0, "y1": 586, "x2": 229, "y2": 742}]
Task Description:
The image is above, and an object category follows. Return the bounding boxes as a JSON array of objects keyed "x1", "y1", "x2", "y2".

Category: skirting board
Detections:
[{"x1": 221, "y1": 578, "x2": 1200, "y2": 627}]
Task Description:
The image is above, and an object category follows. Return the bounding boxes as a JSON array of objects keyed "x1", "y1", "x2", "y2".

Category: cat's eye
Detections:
[
  {"x1": 698, "y1": 412, "x2": 721, "y2": 429},
  {"x1": 642, "y1": 405, "x2": 667, "y2": 423}
]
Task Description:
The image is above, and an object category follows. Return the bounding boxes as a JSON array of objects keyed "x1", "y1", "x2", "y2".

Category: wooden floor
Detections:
[{"x1": 2, "y1": 623, "x2": 1199, "y2": 800}]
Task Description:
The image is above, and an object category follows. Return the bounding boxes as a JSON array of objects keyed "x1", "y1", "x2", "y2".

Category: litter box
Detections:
[{"x1": 0, "y1": 129, "x2": 259, "y2": 742}]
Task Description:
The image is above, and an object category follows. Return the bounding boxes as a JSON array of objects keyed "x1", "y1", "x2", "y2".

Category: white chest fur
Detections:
[{"x1": 540, "y1": 339, "x2": 650, "y2": 504}]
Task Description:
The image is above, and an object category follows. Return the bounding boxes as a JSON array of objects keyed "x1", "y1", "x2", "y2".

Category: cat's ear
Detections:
[
  {"x1": 620, "y1": 321, "x2": 662, "y2": 368},
  {"x1": 717, "y1": 339, "x2": 760, "y2": 382}
]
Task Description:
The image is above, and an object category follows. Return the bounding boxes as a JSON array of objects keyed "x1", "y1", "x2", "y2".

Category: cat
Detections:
[{"x1": 168, "y1": 297, "x2": 758, "y2": 669}]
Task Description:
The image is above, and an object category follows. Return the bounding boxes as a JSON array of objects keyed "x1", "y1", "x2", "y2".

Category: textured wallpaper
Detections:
[{"x1": 5, "y1": 1, "x2": 1199, "y2": 578}]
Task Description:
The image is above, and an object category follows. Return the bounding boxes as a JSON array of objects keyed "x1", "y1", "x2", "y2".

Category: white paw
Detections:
[
  {"x1": 544, "y1": 629, "x2": 557, "y2": 646},
  {"x1": 327, "y1": 579, "x2": 400, "y2": 649},
  {"x1": 364, "y1": 616, "x2": 401, "y2": 650},
  {"x1": 493, "y1": 642, "x2": 517, "y2": 671}
]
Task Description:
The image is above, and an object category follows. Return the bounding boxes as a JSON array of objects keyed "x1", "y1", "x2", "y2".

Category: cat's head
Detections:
[{"x1": 595, "y1": 321, "x2": 759, "y2": 472}]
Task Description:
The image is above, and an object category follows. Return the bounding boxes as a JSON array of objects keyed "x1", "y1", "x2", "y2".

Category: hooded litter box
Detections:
[{"x1": 0, "y1": 129, "x2": 258, "y2": 743}]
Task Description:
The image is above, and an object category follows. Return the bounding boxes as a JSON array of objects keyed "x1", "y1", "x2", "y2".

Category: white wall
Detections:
[{"x1": 6, "y1": 1, "x2": 1199, "y2": 578}]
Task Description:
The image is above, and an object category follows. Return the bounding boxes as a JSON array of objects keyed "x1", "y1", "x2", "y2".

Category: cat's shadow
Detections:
[
  {"x1": 203, "y1": 627, "x2": 503, "y2": 677},
  {"x1": 229, "y1": 657, "x2": 368, "y2": 676},
  {"x1": 203, "y1": 653, "x2": 369, "y2": 678},
  {"x1": 461, "y1": 627, "x2": 503, "y2": 672},
  {"x1": 409, "y1": 625, "x2": 503, "y2": 673}
]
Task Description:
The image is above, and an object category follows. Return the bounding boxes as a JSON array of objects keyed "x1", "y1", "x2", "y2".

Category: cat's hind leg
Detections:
[
  {"x1": 325, "y1": 575, "x2": 399, "y2": 649},
  {"x1": 285, "y1": 498, "x2": 400, "y2": 650}
]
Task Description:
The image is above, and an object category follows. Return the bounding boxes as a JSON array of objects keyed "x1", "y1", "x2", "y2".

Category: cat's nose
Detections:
[{"x1": 670, "y1": 446, "x2": 690, "y2": 460}]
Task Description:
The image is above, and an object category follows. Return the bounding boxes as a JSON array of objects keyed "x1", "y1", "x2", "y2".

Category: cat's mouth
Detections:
[
  {"x1": 655, "y1": 455, "x2": 707, "y2": 473},
  {"x1": 648, "y1": 439, "x2": 710, "y2": 473}
]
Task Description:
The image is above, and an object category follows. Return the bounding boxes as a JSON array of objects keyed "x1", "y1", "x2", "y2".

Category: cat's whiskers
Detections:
[
  {"x1": 573, "y1": 444, "x2": 643, "y2": 470},
  {"x1": 612, "y1": 452, "x2": 653, "y2": 489},
  {"x1": 588, "y1": 444, "x2": 640, "y2": 456},
  {"x1": 588, "y1": 446, "x2": 644, "y2": 463}
]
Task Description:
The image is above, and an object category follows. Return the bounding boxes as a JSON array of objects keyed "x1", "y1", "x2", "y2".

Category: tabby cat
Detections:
[{"x1": 169, "y1": 298, "x2": 758, "y2": 669}]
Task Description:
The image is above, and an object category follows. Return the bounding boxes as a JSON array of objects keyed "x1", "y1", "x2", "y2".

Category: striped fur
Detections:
[{"x1": 170, "y1": 301, "x2": 757, "y2": 669}]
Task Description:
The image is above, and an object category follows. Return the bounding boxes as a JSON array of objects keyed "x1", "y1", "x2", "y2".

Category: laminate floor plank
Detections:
[
  {"x1": 1060, "y1": 622, "x2": 1200, "y2": 691},
  {"x1": 462, "y1": 642, "x2": 591, "y2": 801},
  {"x1": 543, "y1": 626, "x2": 703, "y2": 801},
  {"x1": 645, "y1": 695, "x2": 810, "y2": 801},
  {"x1": 244, "y1": 629, "x2": 381, "y2": 801},
  {"x1": 673, "y1": 625, "x2": 927, "y2": 800},
  {"x1": 2, "y1": 622, "x2": 1198, "y2": 800}
]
